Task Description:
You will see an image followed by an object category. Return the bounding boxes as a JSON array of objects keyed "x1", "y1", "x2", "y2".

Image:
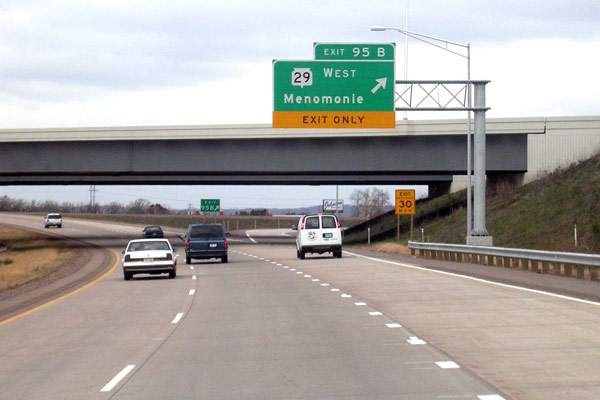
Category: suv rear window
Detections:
[
  {"x1": 47, "y1": 214, "x2": 61, "y2": 219},
  {"x1": 305, "y1": 216, "x2": 320, "y2": 229},
  {"x1": 189, "y1": 225, "x2": 224, "y2": 239},
  {"x1": 322, "y1": 216, "x2": 337, "y2": 228}
]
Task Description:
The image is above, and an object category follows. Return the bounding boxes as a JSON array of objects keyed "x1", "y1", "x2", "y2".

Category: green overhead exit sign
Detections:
[
  {"x1": 273, "y1": 60, "x2": 394, "y2": 112},
  {"x1": 314, "y1": 43, "x2": 395, "y2": 60}
]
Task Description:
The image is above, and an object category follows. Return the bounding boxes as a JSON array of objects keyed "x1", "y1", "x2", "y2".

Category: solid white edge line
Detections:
[
  {"x1": 100, "y1": 364, "x2": 135, "y2": 392},
  {"x1": 172, "y1": 312, "x2": 184, "y2": 324},
  {"x1": 343, "y1": 250, "x2": 600, "y2": 307}
]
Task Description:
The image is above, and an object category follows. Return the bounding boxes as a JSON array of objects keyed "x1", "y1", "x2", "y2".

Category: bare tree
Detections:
[
  {"x1": 369, "y1": 188, "x2": 391, "y2": 216},
  {"x1": 350, "y1": 188, "x2": 391, "y2": 218},
  {"x1": 350, "y1": 189, "x2": 365, "y2": 217},
  {"x1": 127, "y1": 198, "x2": 151, "y2": 214}
]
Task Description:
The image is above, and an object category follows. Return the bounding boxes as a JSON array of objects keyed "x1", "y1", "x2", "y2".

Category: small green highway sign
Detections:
[
  {"x1": 314, "y1": 43, "x2": 395, "y2": 60},
  {"x1": 201, "y1": 199, "x2": 220, "y2": 213}
]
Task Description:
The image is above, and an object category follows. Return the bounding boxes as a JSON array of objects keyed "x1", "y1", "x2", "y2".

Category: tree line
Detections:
[{"x1": 0, "y1": 195, "x2": 171, "y2": 215}]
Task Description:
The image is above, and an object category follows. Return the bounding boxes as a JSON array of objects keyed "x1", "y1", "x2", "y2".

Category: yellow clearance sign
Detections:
[
  {"x1": 273, "y1": 111, "x2": 395, "y2": 129},
  {"x1": 395, "y1": 189, "x2": 415, "y2": 215}
]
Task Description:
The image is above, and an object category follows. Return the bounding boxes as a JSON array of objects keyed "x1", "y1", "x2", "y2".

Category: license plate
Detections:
[
  {"x1": 144, "y1": 258, "x2": 153, "y2": 262},
  {"x1": 323, "y1": 233, "x2": 333, "y2": 238},
  {"x1": 209, "y1": 243, "x2": 217, "y2": 248}
]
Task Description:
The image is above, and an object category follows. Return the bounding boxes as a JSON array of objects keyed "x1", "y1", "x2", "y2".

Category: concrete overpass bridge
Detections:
[{"x1": 1, "y1": 116, "x2": 596, "y2": 197}]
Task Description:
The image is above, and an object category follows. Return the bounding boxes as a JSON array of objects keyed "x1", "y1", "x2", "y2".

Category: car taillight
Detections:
[
  {"x1": 186, "y1": 241, "x2": 190, "y2": 249},
  {"x1": 224, "y1": 240, "x2": 228, "y2": 248},
  {"x1": 124, "y1": 255, "x2": 131, "y2": 262},
  {"x1": 300, "y1": 222, "x2": 305, "y2": 230},
  {"x1": 337, "y1": 220, "x2": 340, "y2": 228}
]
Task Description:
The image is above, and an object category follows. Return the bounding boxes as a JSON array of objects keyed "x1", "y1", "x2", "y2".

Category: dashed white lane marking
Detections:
[
  {"x1": 296, "y1": 272, "x2": 303, "y2": 274},
  {"x1": 321, "y1": 283, "x2": 330, "y2": 286},
  {"x1": 192, "y1": 275, "x2": 196, "y2": 280},
  {"x1": 245, "y1": 232, "x2": 257, "y2": 243},
  {"x1": 330, "y1": 288, "x2": 340, "y2": 292},
  {"x1": 290, "y1": 268, "x2": 296, "y2": 271},
  {"x1": 271, "y1": 262, "x2": 277, "y2": 264},
  {"x1": 283, "y1": 266, "x2": 289, "y2": 269},
  {"x1": 354, "y1": 302, "x2": 366, "y2": 306},
  {"x1": 277, "y1": 263, "x2": 283, "y2": 266},
  {"x1": 407, "y1": 336, "x2": 426, "y2": 345},
  {"x1": 304, "y1": 274, "x2": 311, "y2": 277},
  {"x1": 100, "y1": 365, "x2": 135, "y2": 392},
  {"x1": 312, "y1": 278, "x2": 320, "y2": 282},
  {"x1": 369, "y1": 312, "x2": 382, "y2": 316},
  {"x1": 190, "y1": 266, "x2": 194, "y2": 270},
  {"x1": 171, "y1": 313, "x2": 184, "y2": 324},
  {"x1": 189, "y1": 289, "x2": 195, "y2": 296},
  {"x1": 436, "y1": 361, "x2": 460, "y2": 369},
  {"x1": 477, "y1": 395, "x2": 506, "y2": 400},
  {"x1": 341, "y1": 294, "x2": 352, "y2": 298},
  {"x1": 386, "y1": 323, "x2": 402, "y2": 328},
  {"x1": 260, "y1": 258, "x2": 264, "y2": 260}
]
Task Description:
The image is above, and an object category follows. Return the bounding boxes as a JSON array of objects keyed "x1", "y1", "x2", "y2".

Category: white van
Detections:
[
  {"x1": 44, "y1": 213, "x2": 62, "y2": 228},
  {"x1": 294, "y1": 214, "x2": 342, "y2": 259}
]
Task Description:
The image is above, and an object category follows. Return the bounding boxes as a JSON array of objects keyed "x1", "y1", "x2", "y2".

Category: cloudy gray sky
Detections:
[{"x1": 1, "y1": 0, "x2": 599, "y2": 209}]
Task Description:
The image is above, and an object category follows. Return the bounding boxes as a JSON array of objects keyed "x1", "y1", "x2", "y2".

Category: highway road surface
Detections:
[{"x1": 1, "y1": 213, "x2": 599, "y2": 399}]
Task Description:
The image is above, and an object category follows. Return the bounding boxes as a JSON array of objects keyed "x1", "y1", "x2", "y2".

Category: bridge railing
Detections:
[{"x1": 408, "y1": 241, "x2": 600, "y2": 281}]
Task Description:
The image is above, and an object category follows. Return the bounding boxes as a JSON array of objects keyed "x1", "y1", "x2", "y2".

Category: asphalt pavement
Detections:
[{"x1": 1, "y1": 215, "x2": 599, "y2": 399}]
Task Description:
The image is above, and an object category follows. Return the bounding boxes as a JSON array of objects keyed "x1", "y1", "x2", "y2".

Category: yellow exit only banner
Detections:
[{"x1": 273, "y1": 111, "x2": 395, "y2": 129}]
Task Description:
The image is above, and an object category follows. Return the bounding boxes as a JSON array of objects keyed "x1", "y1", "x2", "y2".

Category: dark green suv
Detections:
[{"x1": 185, "y1": 224, "x2": 228, "y2": 264}]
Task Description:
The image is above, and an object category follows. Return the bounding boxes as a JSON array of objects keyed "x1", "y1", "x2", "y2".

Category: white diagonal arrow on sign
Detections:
[{"x1": 371, "y1": 77, "x2": 387, "y2": 94}]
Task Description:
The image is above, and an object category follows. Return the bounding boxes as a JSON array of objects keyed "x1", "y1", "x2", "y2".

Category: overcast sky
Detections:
[{"x1": 1, "y1": 1, "x2": 599, "y2": 209}]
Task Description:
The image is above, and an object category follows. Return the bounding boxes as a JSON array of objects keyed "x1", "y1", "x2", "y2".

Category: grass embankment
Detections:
[
  {"x1": 0, "y1": 225, "x2": 82, "y2": 292},
  {"x1": 354, "y1": 153, "x2": 600, "y2": 254},
  {"x1": 353, "y1": 241, "x2": 412, "y2": 256}
]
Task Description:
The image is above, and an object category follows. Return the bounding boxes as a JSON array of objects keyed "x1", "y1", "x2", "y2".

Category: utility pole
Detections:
[{"x1": 88, "y1": 185, "x2": 97, "y2": 211}]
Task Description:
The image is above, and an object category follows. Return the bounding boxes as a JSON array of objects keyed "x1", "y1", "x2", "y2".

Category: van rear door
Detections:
[
  {"x1": 320, "y1": 215, "x2": 340, "y2": 244},
  {"x1": 301, "y1": 215, "x2": 322, "y2": 247}
]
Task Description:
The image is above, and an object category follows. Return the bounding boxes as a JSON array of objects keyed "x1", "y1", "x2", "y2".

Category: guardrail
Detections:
[{"x1": 408, "y1": 241, "x2": 600, "y2": 281}]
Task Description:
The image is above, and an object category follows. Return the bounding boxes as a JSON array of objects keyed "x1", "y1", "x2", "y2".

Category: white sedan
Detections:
[{"x1": 122, "y1": 239, "x2": 177, "y2": 280}]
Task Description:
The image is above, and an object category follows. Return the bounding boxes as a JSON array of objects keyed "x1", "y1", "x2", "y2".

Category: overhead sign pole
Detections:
[{"x1": 395, "y1": 79, "x2": 492, "y2": 246}]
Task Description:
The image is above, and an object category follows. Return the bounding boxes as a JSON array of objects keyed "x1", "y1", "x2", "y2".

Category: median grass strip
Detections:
[{"x1": 0, "y1": 225, "x2": 82, "y2": 292}]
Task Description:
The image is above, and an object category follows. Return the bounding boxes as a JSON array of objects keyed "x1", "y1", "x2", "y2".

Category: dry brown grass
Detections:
[
  {"x1": 0, "y1": 225, "x2": 82, "y2": 292},
  {"x1": 354, "y1": 241, "x2": 412, "y2": 256}
]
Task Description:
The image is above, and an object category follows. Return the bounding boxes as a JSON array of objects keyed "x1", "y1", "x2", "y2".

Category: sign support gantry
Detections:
[{"x1": 396, "y1": 80, "x2": 492, "y2": 246}]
